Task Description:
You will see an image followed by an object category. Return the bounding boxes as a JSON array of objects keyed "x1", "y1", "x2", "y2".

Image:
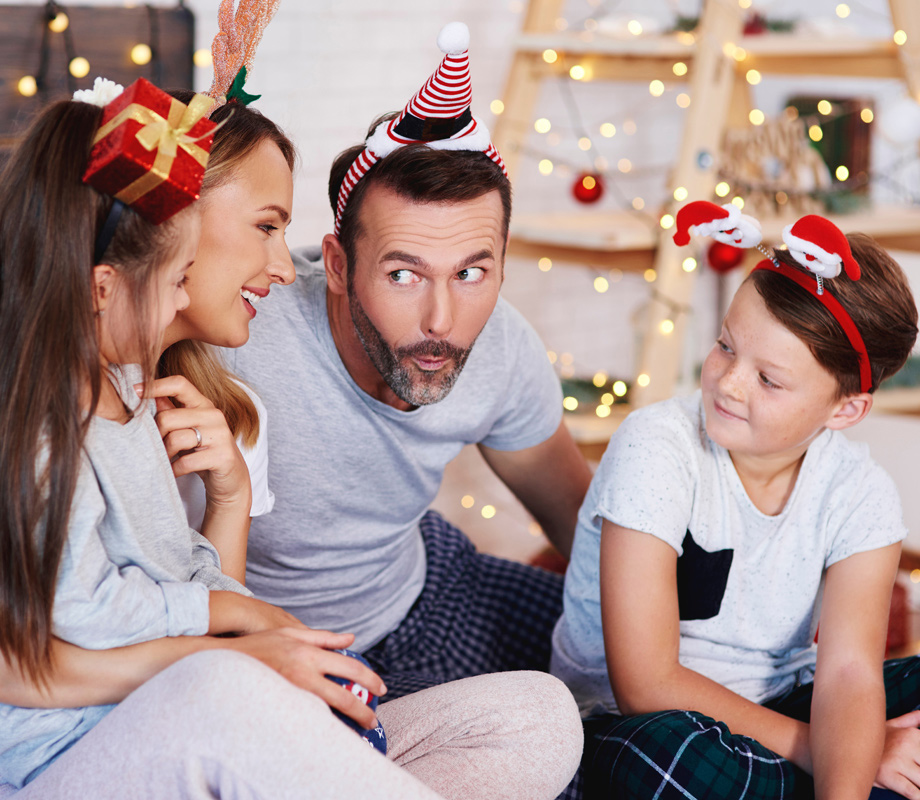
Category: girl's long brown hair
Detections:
[
  {"x1": 0, "y1": 101, "x2": 187, "y2": 683},
  {"x1": 161, "y1": 93, "x2": 296, "y2": 448}
]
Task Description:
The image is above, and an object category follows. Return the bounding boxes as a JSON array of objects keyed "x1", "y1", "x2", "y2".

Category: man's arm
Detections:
[{"x1": 478, "y1": 420, "x2": 592, "y2": 559}]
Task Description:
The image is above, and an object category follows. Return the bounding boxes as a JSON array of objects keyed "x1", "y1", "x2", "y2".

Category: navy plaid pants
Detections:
[
  {"x1": 361, "y1": 510, "x2": 565, "y2": 700},
  {"x1": 571, "y1": 655, "x2": 920, "y2": 800}
]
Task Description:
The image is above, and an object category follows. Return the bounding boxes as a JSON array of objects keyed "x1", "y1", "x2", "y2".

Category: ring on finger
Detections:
[{"x1": 192, "y1": 426, "x2": 202, "y2": 449}]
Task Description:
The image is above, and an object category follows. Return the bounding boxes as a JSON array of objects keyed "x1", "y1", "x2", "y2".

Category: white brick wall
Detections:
[{"x1": 3, "y1": 0, "x2": 909, "y2": 381}]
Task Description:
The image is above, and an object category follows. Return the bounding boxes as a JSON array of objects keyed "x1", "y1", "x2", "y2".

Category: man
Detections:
[{"x1": 229, "y1": 23, "x2": 592, "y2": 696}]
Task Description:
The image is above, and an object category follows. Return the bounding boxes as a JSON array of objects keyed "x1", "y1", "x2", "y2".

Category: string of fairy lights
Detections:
[
  {"x1": 480, "y1": 0, "x2": 918, "y2": 440},
  {"x1": 14, "y1": 1, "x2": 216, "y2": 101},
  {"x1": 458, "y1": 0, "x2": 916, "y2": 531}
]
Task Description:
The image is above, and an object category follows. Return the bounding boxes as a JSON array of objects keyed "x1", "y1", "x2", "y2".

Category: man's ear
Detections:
[
  {"x1": 322, "y1": 233, "x2": 348, "y2": 297},
  {"x1": 825, "y1": 392, "x2": 873, "y2": 432},
  {"x1": 92, "y1": 264, "x2": 118, "y2": 315}
]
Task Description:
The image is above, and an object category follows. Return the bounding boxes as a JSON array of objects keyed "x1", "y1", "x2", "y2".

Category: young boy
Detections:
[{"x1": 552, "y1": 216, "x2": 920, "y2": 799}]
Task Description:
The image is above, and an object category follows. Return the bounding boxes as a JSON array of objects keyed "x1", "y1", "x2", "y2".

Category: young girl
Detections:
[{"x1": 551, "y1": 210, "x2": 920, "y2": 799}]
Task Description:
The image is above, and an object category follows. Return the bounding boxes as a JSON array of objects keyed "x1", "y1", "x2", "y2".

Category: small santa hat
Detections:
[
  {"x1": 672, "y1": 201, "x2": 740, "y2": 247},
  {"x1": 334, "y1": 22, "x2": 506, "y2": 235},
  {"x1": 782, "y1": 215, "x2": 860, "y2": 281}
]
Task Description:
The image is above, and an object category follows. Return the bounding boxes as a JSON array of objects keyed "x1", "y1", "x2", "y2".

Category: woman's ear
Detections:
[
  {"x1": 322, "y1": 233, "x2": 348, "y2": 297},
  {"x1": 92, "y1": 264, "x2": 118, "y2": 316},
  {"x1": 825, "y1": 393, "x2": 873, "y2": 431}
]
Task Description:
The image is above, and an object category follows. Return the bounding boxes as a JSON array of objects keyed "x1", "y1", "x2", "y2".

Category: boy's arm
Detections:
[
  {"x1": 600, "y1": 520, "x2": 814, "y2": 772},
  {"x1": 479, "y1": 420, "x2": 592, "y2": 559},
  {"x1": 811, "y1": 542, "x2": 900, "y2": 800}
]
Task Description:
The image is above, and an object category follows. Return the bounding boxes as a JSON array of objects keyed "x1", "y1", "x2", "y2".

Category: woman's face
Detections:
[{"x1": 164, "y1": 138, "x2": 295, "y2": 350}]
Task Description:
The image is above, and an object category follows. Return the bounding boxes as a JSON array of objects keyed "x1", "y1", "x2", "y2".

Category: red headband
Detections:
[{"x1": 753, "y1": 258, "x2": 872, "y2": 393}]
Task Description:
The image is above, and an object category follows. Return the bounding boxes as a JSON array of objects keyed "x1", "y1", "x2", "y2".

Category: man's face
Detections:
[{"x1": 347, "y1": 183, "x2": 505, "y2": 406}]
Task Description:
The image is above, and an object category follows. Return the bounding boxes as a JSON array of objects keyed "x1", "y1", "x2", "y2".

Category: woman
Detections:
[{"x1": 0, "y1": 95, "x2": 583, "y2": 800}]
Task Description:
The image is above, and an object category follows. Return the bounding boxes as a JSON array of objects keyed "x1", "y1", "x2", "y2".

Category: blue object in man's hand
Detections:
[{"x1": 326, "y1": 649, "x2": 387, "y2": 754}]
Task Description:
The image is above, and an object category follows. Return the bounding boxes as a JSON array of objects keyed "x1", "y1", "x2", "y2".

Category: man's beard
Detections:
[{"x1": 348, "y1": 289, "x2": 475, "y2": 406}]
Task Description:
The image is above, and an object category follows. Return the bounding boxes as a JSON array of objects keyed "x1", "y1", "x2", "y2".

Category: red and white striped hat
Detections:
[{"x1": 334, "y1": 22, "x2": 507, "y2": 235}]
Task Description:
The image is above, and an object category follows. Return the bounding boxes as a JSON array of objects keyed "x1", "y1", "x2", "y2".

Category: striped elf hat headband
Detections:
[
  {"x1": 333, "y1": 21, "x2": 507, "y2": 236},
  {"x1": 674, "y1": 201, "x2": 872, "y2": 393}
]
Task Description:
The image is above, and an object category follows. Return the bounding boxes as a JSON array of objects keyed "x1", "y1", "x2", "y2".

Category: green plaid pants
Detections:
[{"x1": 581, "y1": 655, "x2": 920, "y2": 800}]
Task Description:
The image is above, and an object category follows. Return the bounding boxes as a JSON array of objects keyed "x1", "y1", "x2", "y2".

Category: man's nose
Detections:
[{"x1": 422, "y1": 284, "x2": 453, "y2": 338}]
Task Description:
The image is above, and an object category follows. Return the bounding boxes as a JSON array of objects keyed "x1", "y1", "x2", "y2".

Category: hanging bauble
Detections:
[
  {"x1": 707, "y1": 241, "x2": 745, "y2": 273},
  {"x1": 572, "y1": 173, "x2": 604, "y2": 204}
]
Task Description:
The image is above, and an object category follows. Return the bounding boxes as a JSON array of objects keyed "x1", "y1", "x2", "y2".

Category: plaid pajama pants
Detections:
[
  {"x1": 361, "y1": 510, "x2": 565, "y2": 700},
  {"x1": 571, "y1": 655, "x2": 920, "y2": 800}
]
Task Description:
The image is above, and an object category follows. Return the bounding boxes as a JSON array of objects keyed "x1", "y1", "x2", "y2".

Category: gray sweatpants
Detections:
[{"x1": 9, "y1": 650, "x2": 582, "y2": 799}]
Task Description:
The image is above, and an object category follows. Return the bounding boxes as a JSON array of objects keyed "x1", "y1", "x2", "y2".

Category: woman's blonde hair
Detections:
[{"x1": 161, "y1": 94, "x2": 296, "y2": 447}]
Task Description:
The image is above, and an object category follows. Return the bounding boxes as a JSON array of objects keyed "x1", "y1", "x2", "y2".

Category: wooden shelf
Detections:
[
  {"x1": 511, "y1": 32, "x2": 902, "y2": 81},
  {"x1": 508, "y1": 205, "x2": 920, "y2": 273},
  {"x1": 495, "y1": 0, "x2": 920, "y2": 407},
  {"x1": 872, "y1": 387, "x2": 920, "y2": 415}
]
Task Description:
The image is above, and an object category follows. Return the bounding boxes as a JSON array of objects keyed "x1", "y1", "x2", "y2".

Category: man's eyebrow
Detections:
[
  {"x1": 381, "y1": 250, "x2": 428, "y2": 268},
  {"x1": 257, "y1": 204, "x2": 290, "y2": 223},
  {"x1": 456, "y1": 249, "x2": 495, "y2": 270},
  {"x1": 380, "y1": 248, "x2": 495, "y2": 271}
]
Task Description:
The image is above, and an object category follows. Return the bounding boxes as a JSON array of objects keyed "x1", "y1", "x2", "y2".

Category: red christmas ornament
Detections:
[
  {"x1": 572, "y1": 173, "x2": 604, "y2": 204},
  {"x1": 706, "y1": 241, "x2": 745, "y2": 273}
]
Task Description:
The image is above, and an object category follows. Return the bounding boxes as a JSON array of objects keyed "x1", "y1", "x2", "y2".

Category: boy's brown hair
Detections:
[{"x1": 750, "y1": 233, "x2": 918, "y2": 397}]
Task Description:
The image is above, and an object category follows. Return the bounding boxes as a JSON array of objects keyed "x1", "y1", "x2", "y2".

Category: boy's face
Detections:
[{"x1": 700, "y1": 279, "x2": 843, "y2": 459}]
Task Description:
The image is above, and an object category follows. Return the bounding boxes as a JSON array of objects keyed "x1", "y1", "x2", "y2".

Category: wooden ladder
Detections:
[{"x1": 492, "y1": 0, "x2": 920, "y2": 408}]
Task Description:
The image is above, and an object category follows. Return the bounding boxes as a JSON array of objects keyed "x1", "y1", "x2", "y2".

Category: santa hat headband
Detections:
[
  {"x1": 333, "y1": 22, "x2": 507, "y2": 236},
  {"x1": 753, "y1": 257, "x2": 872, "y2": 392},
  {"x1": 673, "y1": 200, "x2": 871, "y2": 392},
  {"x1": 672, "y1": 200, "x2": 764, "y2": 250}
]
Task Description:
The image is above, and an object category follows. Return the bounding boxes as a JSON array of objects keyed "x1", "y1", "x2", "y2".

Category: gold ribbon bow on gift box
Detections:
[{"x1": 92, "y1": 93, "x2": 216, "y2": 205}]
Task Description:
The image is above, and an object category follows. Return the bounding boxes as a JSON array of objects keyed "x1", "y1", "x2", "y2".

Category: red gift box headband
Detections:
[
  {"x1": 673, "y1": 200, "x2": 872, "y2": 394},
  {"x1": 333, "y1": 22, "x2": 507, "y2": 237},
  {"x1": 77, "y1": 0, "x2": 280, "y2": 260},
  {"x1": 76, "y1": 78, "x2": 217, "y2": 264}
]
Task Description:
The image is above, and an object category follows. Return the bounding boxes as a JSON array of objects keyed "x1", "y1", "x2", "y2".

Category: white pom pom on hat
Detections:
[
  {"x1": 334, "y1": 20, "x2": 506, "y2": 236},
  {"x1": 437, "y1": 22, "x2": 470, "y2": 55}
]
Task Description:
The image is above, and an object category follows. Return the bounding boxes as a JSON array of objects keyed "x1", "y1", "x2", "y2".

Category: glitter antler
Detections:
[{"x1": 207, "y1": 0, "x2": 281, "y2": 105}]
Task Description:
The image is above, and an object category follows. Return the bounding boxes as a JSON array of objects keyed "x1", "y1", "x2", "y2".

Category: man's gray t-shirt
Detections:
[{"x1": 228, "y1": 250, "x2": 563, "y2": 650}]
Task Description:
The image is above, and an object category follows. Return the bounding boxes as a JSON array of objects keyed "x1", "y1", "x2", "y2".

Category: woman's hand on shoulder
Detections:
[
  {"x1": 874, "y1": 710, "x2": 920, "y2": 799},
  {"x1": 228, "y1": 627, "x2": 385, "y2": 730},
  {"x1": 141, "y1": 375, "x2": 251, "y2": 510}
]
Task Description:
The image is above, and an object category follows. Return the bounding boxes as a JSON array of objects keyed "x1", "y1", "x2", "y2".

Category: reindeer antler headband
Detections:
[{"x1": 207, "y1": 0, "x2": 282, "y2": 112}]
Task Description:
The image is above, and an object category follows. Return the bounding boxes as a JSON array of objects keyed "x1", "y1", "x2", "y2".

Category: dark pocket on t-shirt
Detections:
[{"x1": 676, "y1": 530, "x2": 733, "y2": 621}]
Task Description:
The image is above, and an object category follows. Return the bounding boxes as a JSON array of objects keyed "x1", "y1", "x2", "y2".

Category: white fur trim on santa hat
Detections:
[
  {"x1": 366, "y1": 115, "x2": 493, "y2": 158},
  {"x1": 782, "y1": 223, "x2": 843, "y2": 278},
  {"x1": 692, "y1": 202, "x2": 740, "y2": 238},
  {"x1": 437, "y1": 22, "x2": 470, "y2": 55},
  {"x1": 710, "y1": 213, "x2": 763, "y2": 248}
]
